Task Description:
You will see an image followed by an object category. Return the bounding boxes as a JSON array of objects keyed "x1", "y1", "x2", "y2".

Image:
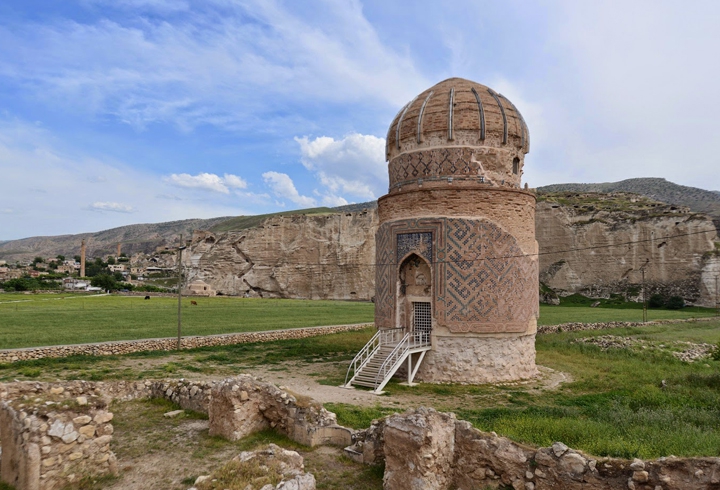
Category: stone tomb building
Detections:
[{"x1": 373, "y1": 77, "x2": 539, "y2": 384}]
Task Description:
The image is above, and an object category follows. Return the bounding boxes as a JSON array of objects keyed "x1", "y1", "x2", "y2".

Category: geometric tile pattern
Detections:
[
  {"x1": 374, "y1": 217, "x2": 537, "y2": 333},
  {"x1": 374, "y1": 223, "x2": 395, "y2": 328},
  {"x1": 397, "y1": 232, "x2": 433, "y2": 264},
  {"x1": 438, "y1": 218, "x2": 537, "y2": 333},
  {"x1": 389, "y1": 147, "x2": 477, "y2": 187}
]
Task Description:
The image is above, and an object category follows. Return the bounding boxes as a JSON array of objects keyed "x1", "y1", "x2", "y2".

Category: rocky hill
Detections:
[
  {"x1": 0, "y1": 217, "x2": 232, "y2": 262},
  {"x1": 535, "y1": 191, "x2": 718, "y2": 306},
  {"x1": 538, "y1": 178, "x2": 720, "y2": 225}
]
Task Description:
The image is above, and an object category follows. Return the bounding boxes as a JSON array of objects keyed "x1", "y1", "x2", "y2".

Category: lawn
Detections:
[
  {"x1": 0, "y1": 292, "x2": 715, "y2": 349},
  {"x1": 0, "y1": 294, "x2": 374, "y2": 349}
]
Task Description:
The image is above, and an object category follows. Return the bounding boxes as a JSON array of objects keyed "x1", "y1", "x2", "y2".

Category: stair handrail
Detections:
[
  {"x1": 373, "y1": 332, "x2": 411, "y2": 391},
  {"x1": 411, "y1": 330, "x2": 431, "y2": 347},
  {"x1": 344, "y1": 327, "x2": 404, "y2": 386}
]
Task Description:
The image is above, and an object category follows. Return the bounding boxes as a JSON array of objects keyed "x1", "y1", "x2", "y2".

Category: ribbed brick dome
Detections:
[{"x1": 386, "y1": 77, "x2": 529, "y2": 162}]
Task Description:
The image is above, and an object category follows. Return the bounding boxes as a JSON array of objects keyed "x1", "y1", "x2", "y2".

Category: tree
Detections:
[
  {"x1": 56, "y1": 255, "x2": 65, "y2": 261},
  {"x1": 107, "y1": 256, "x2": 116, "y2": 265},
  {"x1": 90, "y1": 274, "x2": 118, "y2": 291},
  {"x1": 74, "y1": 255, "x2": 81, "y2": 262},
  {"x1": 648, "y1": 294, "x2": 664, "y2": 309},
  {"x1": 33, "y1": 256, "x2": 44, "y2": 264},
  {"x1": 666, "y1": 296, "x2": 685, "y2": 310}
]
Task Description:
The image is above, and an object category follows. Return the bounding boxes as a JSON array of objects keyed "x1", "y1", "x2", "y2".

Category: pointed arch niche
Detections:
[{"x1": 397, "y1": 253, "x2": 433, "y2": 340}]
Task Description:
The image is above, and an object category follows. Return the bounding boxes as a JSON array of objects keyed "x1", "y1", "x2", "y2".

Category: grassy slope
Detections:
[
  {"x1": 537, "y1": 177, "x2": 720, "y2": 220},
  {"x1": 210, "y1": 207, "x2": 335, "y2": 232},
  {"x1": 0, "y1": 294, "x2": 374, "y2": 349}
]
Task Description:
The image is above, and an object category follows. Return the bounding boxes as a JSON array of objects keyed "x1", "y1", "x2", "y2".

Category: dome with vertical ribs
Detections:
[{"x1": 386, "y1": 78, "x2": 529, "y2": 162}]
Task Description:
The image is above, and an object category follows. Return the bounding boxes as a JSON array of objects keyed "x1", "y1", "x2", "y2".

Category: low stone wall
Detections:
[
  {"x1": 536, "y1": 316, "x2": 717, "y2": 335},
  {"x1": 0, "y1": 323, "x2": 372, "y2": 364},
  {"x1": 377, "y1": 407, "x2": 720, "y2": 490},
  {"x1": 0, "y1": 384, "x2": 118, "y2": 490},
  {"x1": 208, "y1": 375, "x2": 352, "y2": 448}
]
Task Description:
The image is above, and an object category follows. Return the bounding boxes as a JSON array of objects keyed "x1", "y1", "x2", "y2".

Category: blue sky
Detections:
[{"x1": 1, "y1": 0, "x2": 719, "y2": 240}]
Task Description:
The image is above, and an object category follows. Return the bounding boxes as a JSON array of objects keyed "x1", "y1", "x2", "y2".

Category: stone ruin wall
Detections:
[
  {"x1": 4, "y1": 378, "x2": 720, "y2": 490},
  {"x1": 374, "y1": 407, "x2": 720, "y2": 490},
  {"x1": 0, "y1": 376, "x2": 351, "y2": 490},
  {"x1": 183, "y1": 203, "x2": 718, "y2": 307},
  {"x1": 0, "y1": 381, "x2": 126, "y2": 490}
]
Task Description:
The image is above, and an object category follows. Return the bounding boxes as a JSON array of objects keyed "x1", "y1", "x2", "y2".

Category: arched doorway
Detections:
[{"x1": 397, "y1": 253, "x2": 432, "y2": 342}]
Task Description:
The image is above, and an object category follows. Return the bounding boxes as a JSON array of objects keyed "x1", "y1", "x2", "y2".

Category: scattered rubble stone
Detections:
[{"x1": 574, "y1": 335, "x2": 716, "y2": 362}]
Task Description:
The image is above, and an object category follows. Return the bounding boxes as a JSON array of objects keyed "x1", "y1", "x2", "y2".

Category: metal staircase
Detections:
[{"x1": 344, "y1": 328, "x2": 431, "y2": 394}]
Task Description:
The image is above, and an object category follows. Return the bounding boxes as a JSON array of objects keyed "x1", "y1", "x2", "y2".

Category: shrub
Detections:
[
  {"x1": 712, "y1": 344, "x2": 720, "y2": 362},
  {"x1": 648, "y1": 294, "x2": 665, "y2": 309},
  {"x1": 666, "y1": 296, "x2": 685, "y2": 310}
]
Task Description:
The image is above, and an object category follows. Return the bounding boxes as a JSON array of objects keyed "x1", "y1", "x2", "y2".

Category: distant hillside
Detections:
[
  {"x1": 210, "y1": 207, "x2": 335, "y2": 233},
  {"x1": 332, "y1": 201, "x2": 378, "y2": 213},
  {"x1": 0, "y1": 217, "x2": 231, "y2": 262},
  {"x1": 0, "y1": 202, "x2": 378, "y2": 262},
  {"x1": 3, "y1": 178, "x2": 716, "y2": 262},
  {"x1": 537, "y1": 178, "x2": 720, "y2": 224}
]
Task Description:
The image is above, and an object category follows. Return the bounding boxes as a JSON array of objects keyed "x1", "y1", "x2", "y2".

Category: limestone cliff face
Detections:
[
  {"x1": 184, "y1": 194, "x2": 718, "y2": 305},
  {"x1": 184, "y1": 210, "x2": 377, "y2": 300},
  {"x1": 536, "y1": 197, "x2": 718, "y2": 303}
]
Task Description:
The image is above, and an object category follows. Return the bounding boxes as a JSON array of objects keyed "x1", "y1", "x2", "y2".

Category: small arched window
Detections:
[{"x1": 512, "y1": 157, "x2": 520, "y2": 175}]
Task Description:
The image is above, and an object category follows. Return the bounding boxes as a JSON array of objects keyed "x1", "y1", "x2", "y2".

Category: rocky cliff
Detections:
[
  {"x1": 536, "y1": 192, "x2": 718, "y2": 306},
  {"x1": 184, "y1": 209, "x2": 377, "y2": 300}
]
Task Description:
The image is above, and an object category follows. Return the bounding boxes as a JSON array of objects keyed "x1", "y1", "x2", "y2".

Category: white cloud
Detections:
[
  {"x1": 0, "y1": 118, "x2": 252, "y2": 239},
  {"x1": 262, "y1": 171, "x2": 316, "y2": 208},
  {"x1": 528, "y1": 0, "x2": 720, "y2": 190},
  {"x1": 322, "y1": 195, "x2": 349, "y2": 207},
  {"x1": 165, "y1": 172, "x2": 247, "y2": 194},
  {"x1": 295, "y1": 133, "x2": 387, "y2": 200},
  {"x1": 0, "y1": 1, "x2": 428, "y2": 132},
  {"x1": 88, "y1": 201, "x2": 135, "y2": 213}
]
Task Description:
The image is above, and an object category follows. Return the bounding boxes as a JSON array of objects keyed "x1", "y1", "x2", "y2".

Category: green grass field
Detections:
[
  {"x1": 0, "y1": 293, "x2": 715, "y2": 349},
  {"x1": 0, "y1": 294, "x2": 374, "y2": 349}
]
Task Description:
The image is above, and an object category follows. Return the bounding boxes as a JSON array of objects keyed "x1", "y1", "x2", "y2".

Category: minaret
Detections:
[
  {"x1": 80, "y1": 239, "x2": 86, "y2": 277},
  {"x1": 117, "y1": 243, "x2": 122, "y2": 257}
]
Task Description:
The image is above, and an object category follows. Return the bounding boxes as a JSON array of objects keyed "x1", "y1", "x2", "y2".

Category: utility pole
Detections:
[
  {"x1": 640, "y1": 259, "x2": 649, "y2": 323},
  {"x1": 715, "y1": 274, "x2": 720, "y2": 316},
  {"x1": 642, "y1": 268, "x2": 647, "y2": 323},
  {"x1": 177, "y1": 235, "x2": 187, "y2": 350}
]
